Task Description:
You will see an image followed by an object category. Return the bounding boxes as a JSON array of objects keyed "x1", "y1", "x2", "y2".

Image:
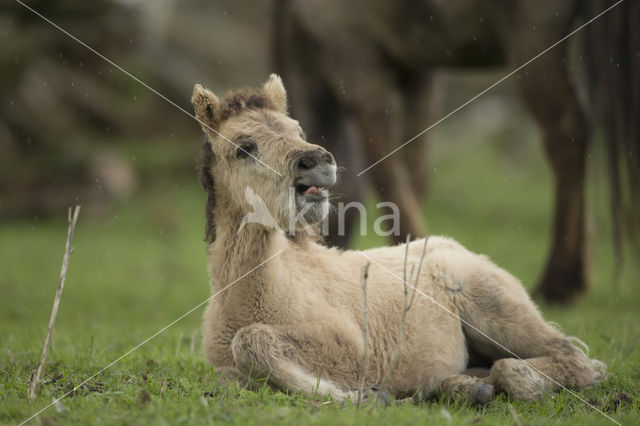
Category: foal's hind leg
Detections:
[
  {"x1": 437, "y1": 247, "x2": 605, "y2": 400},
  {"x1": 462, "y1": 268, "x2": 604, "y2": 399},
  {"x1": 487, "y1": 353, "x2": 604, "y2": 401}
]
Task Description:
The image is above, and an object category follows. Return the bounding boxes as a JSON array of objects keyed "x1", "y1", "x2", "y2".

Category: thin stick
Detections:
[
  {"x1": 356, "y1": 262, "x2": 370, "y2": 410},
  {"x1": 372, "y1": 236, "x2": 429, "y2": 409},
  {"x1": 378, "y1": 263, "x2": 410, "y2": 392},
  {"x1": 508, "y1": 403, "x2": 524, "y2": 426},
  {"x1": 407, "y1": 237, "x2": 429, "y2": 310},
  {"x1": 402, "y1": 234, "x2": 411, "y2": 302},
  {"x1": 369, "y1": 236, "x2": 410, "y2": 411},
  {"x1": 28, "y1": 206, "x2": 81, "y2": 400}
]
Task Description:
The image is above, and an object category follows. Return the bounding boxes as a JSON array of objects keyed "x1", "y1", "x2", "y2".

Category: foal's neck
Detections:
[{"x1": 207, "y1": 201, "x2": 281, "y2": 288}]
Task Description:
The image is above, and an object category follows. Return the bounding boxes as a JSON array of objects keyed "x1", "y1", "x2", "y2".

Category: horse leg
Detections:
[
  {"x1": 294, "y1": 84, "x2": 365, "y2": 248},
  {"x1": 511, "y1": 43, "x2": 590, "y2": 303},
  {"x1": 341, "y1": 67, "x2": 426, "y2": 244},
  {"x1": 363, "y1": 127, "x2": 427, "y2": 244},
  {"x1": 399, "y1": 72, "x2": 433, "y2": 199},
  {"x1": 278, "y1": 39, "x2": 366, "y2": 248}
]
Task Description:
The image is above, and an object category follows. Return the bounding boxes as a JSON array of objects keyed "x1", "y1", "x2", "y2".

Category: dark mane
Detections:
[
  {"x1": 218, "y1": 88, "x2": 276, "y2": 122},
  {"x1": 199, "y1": 140, "x2": 216, "y2": 244}
]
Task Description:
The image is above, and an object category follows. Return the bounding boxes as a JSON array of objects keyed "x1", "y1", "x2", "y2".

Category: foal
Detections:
[{"x1": 192, "y1": 75, "x2": 605, "y2": 403}]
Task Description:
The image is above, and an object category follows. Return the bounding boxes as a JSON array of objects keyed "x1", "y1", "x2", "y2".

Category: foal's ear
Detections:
[
  {"x1": 192, "y1": 84, "x2": 221, "y2": 131},
  {"x1": 263, "y1": 74, "x2": 288, "y2": 114}
]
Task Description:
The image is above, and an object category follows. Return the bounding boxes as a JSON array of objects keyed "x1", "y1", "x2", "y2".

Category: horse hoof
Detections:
[{"x1": 473, "y1": 383, "x2": 494, "y2": 405}]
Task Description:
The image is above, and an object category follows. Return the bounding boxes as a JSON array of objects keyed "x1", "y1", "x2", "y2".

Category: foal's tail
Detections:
[{"x1": 585, "y1": 0, "x2": 640, "y2": 261}]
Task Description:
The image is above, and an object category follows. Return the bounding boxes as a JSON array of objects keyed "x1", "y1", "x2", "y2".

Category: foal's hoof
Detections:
[
  {"x1": 472, "y1": 383, "x2": 494, "y2": 405},
  {"x1": 440, "y1": 375, "x2": 494, "y2": 405}
]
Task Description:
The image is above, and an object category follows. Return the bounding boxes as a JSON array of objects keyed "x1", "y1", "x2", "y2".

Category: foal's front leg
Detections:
[{"x1": 230, "y1": 323, "x2": 357, "y2": 401}]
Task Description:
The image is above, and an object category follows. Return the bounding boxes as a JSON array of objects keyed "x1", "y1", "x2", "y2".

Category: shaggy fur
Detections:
[{"x1": 192, "y1": 75, "x2": 605, "y2": 403}]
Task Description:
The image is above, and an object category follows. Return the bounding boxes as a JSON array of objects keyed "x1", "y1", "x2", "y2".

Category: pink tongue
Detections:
[{"x1": 304, "y1": 186, "x2": 322, "y2": 196}]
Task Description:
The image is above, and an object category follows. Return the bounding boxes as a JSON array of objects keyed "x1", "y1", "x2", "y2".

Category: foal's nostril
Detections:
[
  {"x1": 294, "y1": 149, "x2": 337, "y2": 188},
  {"x1": 324, "y1": 151, "x2": 335, "y2": 165},
  {"x1": 295, "y1": 150, "x2": 335, "y2": 170},
  {"x1": 298, "y1": 156, "x2": 316, "y2": 170}
]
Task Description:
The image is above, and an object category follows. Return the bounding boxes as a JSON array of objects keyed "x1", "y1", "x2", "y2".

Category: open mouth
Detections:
[
  {"x1": 296, "y1": 184, "x2": 323, "y2": 196},
  {"x1": 292, "y1": 162, "x2": 336, "y2": 203},
  {"x1": 295, "y1": 183, "x2": 328, "y2": 200}
]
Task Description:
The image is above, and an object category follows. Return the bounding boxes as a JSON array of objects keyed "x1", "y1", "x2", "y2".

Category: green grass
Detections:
[{"x1": 1, "y1": 122, "x2": 639, "y2": 425}]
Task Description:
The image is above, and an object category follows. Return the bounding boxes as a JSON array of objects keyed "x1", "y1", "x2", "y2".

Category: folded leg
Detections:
[{"x1": 231, "y1": 323, "x2": 356, "y2": 401}]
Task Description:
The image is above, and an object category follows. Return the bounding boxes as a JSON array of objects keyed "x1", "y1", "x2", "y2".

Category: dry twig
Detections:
[
  {"x1": 28, "y1": 206, "x2": 81, "y2": 399},
  {"x1": 372, "y1": 235, "x2": 429, "y2": 409},
  {"x1": 508, "y1": 403, "x2": 524, "y2": 426},
  {"x1": 356, "y1": 262, "x2": 370, "y2": 409}
]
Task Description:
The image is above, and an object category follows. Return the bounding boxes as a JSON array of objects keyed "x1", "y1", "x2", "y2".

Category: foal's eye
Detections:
[{"x1": 235, "y1": 140, "x2": 257, "y2": 159}]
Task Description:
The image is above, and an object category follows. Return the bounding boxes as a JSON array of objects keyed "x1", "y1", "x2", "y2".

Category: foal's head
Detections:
[{"x1": 192, "y1": 75, "x2": 336, "y2": 242}]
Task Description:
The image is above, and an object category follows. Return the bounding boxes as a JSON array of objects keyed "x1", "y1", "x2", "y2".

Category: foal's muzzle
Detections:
[
  {"x1": 293, "y1": 149, "x2": 337, "y2": 199},
  {"x1": 296, "y1": 163, "x2": 337, "y2": 188}
]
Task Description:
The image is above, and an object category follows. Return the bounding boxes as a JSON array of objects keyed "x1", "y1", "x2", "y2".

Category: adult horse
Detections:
[{"x1": 273, "y1": 0, "x2": 639, "y2": 303}]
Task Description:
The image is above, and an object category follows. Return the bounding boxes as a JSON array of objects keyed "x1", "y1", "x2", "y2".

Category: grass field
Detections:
[{"x1": 1, "y1": 108, "x2": 639, "y2": 425}]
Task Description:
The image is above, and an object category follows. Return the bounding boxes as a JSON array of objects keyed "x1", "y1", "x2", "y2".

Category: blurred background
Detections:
[
  {"x1": 1, "y1": 0, "x2": 637, "y2": 372},
  {"x1": 1, "y1": 0, "x2": 275, "y2": 217},
  {"x1": 1, "y1": 2, "x2": 639, "y2": 422}
]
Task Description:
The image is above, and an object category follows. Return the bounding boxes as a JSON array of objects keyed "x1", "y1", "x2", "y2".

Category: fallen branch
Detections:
[
  {"x1": 28, "y1": 206, "x2": 81, "y2": 400},
  {"x1": 356, "y1": 262, "x2": 370, "y2": 409}
]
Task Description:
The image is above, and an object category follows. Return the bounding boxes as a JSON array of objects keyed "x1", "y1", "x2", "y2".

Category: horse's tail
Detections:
[{"x1": 586, "y1": 0, "x2": 640, "y2": 260}]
